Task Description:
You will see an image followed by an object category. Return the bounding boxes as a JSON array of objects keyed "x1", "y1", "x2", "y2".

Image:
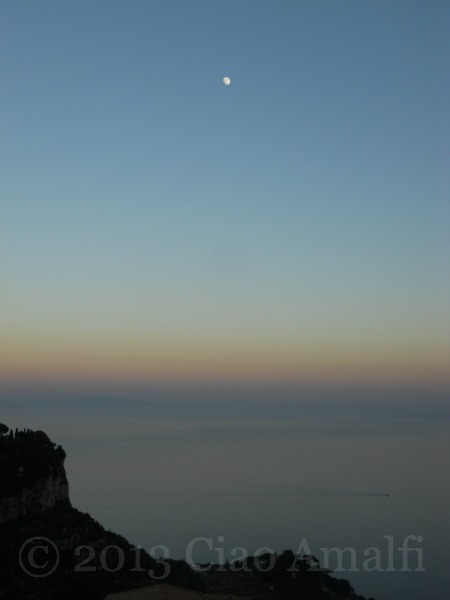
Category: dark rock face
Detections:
[
  {"x1": 0, "y1": 426, "x2": 71, "y2": 522},
  {"x1": 0, "y1": 462, "x2": 70, "y2": 522}
]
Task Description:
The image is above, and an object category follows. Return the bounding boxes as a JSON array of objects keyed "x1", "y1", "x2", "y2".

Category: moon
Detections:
[{"x1": 223, "y1": 76, "x2": 231, "y2": 86}]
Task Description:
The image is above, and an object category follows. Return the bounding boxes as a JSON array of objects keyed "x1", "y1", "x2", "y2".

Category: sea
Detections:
[{"x1": 2, "y1": 382, "x2": 449, "y2": 599}]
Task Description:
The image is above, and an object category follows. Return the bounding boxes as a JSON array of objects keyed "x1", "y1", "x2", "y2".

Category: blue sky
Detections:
[{"x1": 1, "y1": 1, "x2": 449, "y2": 386}]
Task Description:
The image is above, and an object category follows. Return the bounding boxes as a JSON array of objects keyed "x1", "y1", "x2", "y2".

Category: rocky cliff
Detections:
[{"x1": 0, "y1": 425, "x2": 71, "y2": 522}]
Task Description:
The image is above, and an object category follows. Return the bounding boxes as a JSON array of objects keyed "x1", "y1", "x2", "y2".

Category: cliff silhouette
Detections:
[
  {"x1": 0, "y1": 424, "x2": 374, "y2": 600},
  {"x1": 0, "y1": 427, "x2": 70, "y2": 522}
]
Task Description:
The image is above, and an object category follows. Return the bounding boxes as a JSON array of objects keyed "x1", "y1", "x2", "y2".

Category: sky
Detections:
[{"x1": 1, "y1": 0, "x2": 449, "y2": 391}]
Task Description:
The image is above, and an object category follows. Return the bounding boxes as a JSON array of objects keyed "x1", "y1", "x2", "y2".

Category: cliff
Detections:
[
  {"x1": 0, "y1": 425, "x2": 374, "y2": 600},
  {"x1": 0, "y1": 425, "x2": 71, "y2": 522}
]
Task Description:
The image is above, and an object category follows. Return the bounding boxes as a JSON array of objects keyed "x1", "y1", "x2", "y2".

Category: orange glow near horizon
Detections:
[{"x1": 1, "y1": 331, "x2": 449, "y2": 389}]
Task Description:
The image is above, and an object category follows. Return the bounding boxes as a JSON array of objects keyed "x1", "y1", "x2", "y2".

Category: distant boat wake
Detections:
[
  {"x1": 289, "y1": 489, "x2": 390, "y2": 498},
  {"x1": 78, "y1": 488, "x2": 391, "y2": 499}
]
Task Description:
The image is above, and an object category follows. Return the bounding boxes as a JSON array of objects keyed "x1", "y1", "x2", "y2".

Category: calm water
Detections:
[{"x1": 2, "y1": 385, "x2": 449, "y2": 599}]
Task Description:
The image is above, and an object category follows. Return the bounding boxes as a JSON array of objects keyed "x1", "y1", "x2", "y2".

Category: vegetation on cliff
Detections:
[{"x1": 0, "y1": 504, "x2": 200, "y2": 600}]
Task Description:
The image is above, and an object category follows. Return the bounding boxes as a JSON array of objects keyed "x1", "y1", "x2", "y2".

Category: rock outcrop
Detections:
[
  {"x1": 0, "y1": 462, "x2": 69, "y2": 522},
  {"x1": 0, "y1": 425, "x2": 71, "y2": 522}
]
